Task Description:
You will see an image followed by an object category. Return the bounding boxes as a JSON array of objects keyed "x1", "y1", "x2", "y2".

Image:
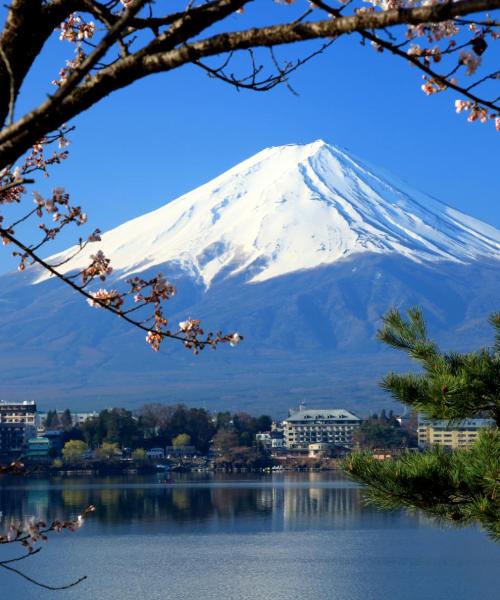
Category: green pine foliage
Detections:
[
  {"x1": 346, "y1": 429, "x2": 500, "y2": 540},
  {"x1": 344, "y1": 308, "x2": 500, "y2": 540},
  {"x1": 378, "y1": 307, "x2": 500, "y2": 425}
]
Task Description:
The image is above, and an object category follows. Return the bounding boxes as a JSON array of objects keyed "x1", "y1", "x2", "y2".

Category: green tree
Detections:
[
  {"x1": 345, "y1": 308, "x2": 500, "y2": 539},
  {"x1": 138, "y1": 403, "x2": 174, "y2": 438},
  {"x1": 80, "y1": 416, "x2": 99, "y2": 447},
  {"x1": 84, "y1": 409, "x2": 141, "y2": 448},
  {"x1": 232, "y1": 412, "x2": 271, "y2": 446},
  {"x1": 172, "y1": 433, "x2": 191, "y2": 448},
  {"x1": 62, "y1": 440, "x2": 88, "y2": 462},
  {"x1": 60, "y1": 409, "x2": 73, "y2": 430},
  {"x1": 44, "y1": 410, "x2": 60, "y2": 429},
  {"x1": 255, "y1": 415, "x2": 272, "y2": 433},
  {"x1": 95, "y1": 442, "x2": 120, "y2": 461},
  {"x1": 216, "y1": 412, "x2": 231, "y2": 431},
  {"x1": 354, "y1": 416, "x2": 410, "y2": 449},
  {"x1": 185, "y1": 408, "x2": 215, "y2": 454},
  {"x1": 131, "y1": 448, "x2": 147, "y2": 463}
]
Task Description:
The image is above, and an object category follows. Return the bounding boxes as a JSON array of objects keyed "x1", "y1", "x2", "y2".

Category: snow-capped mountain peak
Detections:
[{"x1": 41, "y1": 140, "x2": 500, "y2": 287}]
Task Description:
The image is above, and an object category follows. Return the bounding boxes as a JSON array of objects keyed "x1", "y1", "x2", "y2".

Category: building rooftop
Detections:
[
  {"x1": 418, "y1": 417, "x2": 496, "y2": 428},
  {"x1": 0, "y1": 400, "x2": 35, "y2": 406},
  {"x1": 284, "y1": 409, "x2": 360, "y2": 422}
]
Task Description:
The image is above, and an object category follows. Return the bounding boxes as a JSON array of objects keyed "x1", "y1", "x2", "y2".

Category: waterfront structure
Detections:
[
  {"x1": 0, "y1": 400, "x2": 37, "y2": 454},
  {"x1": 26, "y1": 437, "x2": 51, "y2": 460},
  {"x1": 42, "y1": 430, "x2": 65, "y2": 454},
  {"x1": 308, "y1": 443, "x2": 331, "y2": 458},
  {"x1": 256, "y1": 431, "x2": 285, "y2": 450},
  {"x1": 283, "y1": 408, "x2": 360, "y2": 450},
  {"x1": 271, "y1": 432, "x2": 284, "y2": 449},
  {"x1": 146, "y1": 447, "x2": 165, "y2": 460},
  {"x1": 256, "y1": 432, "x2": 272, "y2": 449},
  {"x1": 165, "y1": 446, "x2": 196, "y2": 458},
  {"x1": 417, "y1": 417, "x2": 496, "y2": 450}
]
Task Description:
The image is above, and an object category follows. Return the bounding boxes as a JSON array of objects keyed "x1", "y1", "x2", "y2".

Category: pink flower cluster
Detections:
[
  {"x1": 420, "y1": 75, "x2": 448, "y2": 95},
  {"x1": 52, "y1": 48, "x2": 86, "y2": 87},
  {"x1": 1, "y1": 505, "x2": 96, "y2": 553},
  {"x1": 455, "y1": 99, "x2": 497, "y2": 125},
  {"x1": 458, "y1": 51, "x2": 481, "y2": 76},
  {"x1": 23, "y1": 137, "x2": 69, "y2": 175},
  {"x1": 81, "y1": 250, "x2": 113, "y2": 284},
  {"x1": 87, "y1": 288, "x2": 124, "y2": 309},
  {"x1": 59, "y1": 14, "x2": 95, "y2": 43}
]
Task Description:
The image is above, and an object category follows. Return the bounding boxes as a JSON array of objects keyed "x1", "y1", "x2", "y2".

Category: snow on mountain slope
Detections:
[{"x1": 38, "y1": 140, "x2": 500, "y2": 287}]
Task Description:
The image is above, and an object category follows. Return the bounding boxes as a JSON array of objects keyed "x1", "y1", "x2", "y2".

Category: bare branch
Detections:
[{"x1": 0, "y1": 559, "x2": 87, "y2": 590}]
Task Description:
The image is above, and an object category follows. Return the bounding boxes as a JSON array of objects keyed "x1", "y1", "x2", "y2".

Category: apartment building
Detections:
[{"x1": 417, "y1": 417, "x2": 495, "y2": 450}]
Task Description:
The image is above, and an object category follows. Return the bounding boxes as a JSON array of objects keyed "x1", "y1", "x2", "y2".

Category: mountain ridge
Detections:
[
  {"x1": 34, "y1": 139, "x2": 500, "y2": 288},
  {"x1": 0, "y1": 140, "x2": 498, "y2": 413}
]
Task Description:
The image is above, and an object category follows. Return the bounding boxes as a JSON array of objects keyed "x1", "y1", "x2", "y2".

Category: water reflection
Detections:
[{"x1": 0, "y1": 472, "x2": 412, "y2": 534}]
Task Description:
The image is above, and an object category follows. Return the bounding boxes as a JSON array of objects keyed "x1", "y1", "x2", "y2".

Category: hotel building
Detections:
[{"x1": 283, "y1": 408, "x2": 360, "y2": 450}]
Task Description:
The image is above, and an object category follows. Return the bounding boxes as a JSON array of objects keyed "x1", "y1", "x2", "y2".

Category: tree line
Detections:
[{"x1": 44, "y1": 404, "x2": 272, "y2": 455}]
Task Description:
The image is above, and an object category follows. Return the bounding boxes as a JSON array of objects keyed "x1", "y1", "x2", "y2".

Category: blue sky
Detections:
[{"x1": 0, "y1": 3, "x2": 498, "y2": 272}]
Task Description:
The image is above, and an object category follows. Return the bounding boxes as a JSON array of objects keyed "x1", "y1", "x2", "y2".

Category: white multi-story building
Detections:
[
  {"x1": 256, "y1": 431, "x2": 285, "y2": 450},
  {"x1": 146, "y1": 447, "x2": 165, "y2": 460},
  {"x1": 283, "y1": 408, "x2": 360, "y2": 450}
]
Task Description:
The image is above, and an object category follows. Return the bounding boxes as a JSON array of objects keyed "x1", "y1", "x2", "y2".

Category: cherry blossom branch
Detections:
[
  {"x1": 48, "y1": 0, "x2": 148, "y2": 106},
  {"x1": 0, "y1": 131, "x2": 240, "y2": 352},
  {"x1": 0, "y1": 503, "x2": 95, "y2": 590},
  {"x1": 0, "y1": 177, "x2": 33, "y2": 194},
  {"x1": 1, "y1": 0, "x2": 499, "y2": 168},
  {"x1": 311, "y1": 0, "x2": 499, "y2": 122},
  {"x1": 0, "y1": 226, "x2": 241, "y2": 352}
]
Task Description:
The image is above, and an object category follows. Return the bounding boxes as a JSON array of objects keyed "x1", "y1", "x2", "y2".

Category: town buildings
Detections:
[
  {"x1": 0, "y1": 400, "x2": 37, "y2": 455},
  {"x1": 256, "y1": 431, "x2": 285, "y2": 451},
  {"x1": 25, "y1": 436, "x2": 52, "y2": 461},
  {"x1": 146, "y1": 447, "x2": 165, "y2": 460},
  {"x1": 283, "y1": 408, "x2": 361, "y2": 450},
  {"x1": 417, "y1": 417, "x2": 496, "y2": 449}
]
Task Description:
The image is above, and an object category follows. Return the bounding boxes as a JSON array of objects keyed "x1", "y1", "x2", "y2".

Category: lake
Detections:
[{"x1": 1, "y1": 472, "x2": 499, "y2": 599}]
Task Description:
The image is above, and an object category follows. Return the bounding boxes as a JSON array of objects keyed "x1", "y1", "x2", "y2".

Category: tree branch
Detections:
[
  {"x1": 0, "y1": 0, "x2": 497, "y2": 167},
  {"x1": 0, "y1": 227, "x2": 235, "y2": 349},
  {"x1": 0, "y1": 561, "x2": 87, "y2": 590}
]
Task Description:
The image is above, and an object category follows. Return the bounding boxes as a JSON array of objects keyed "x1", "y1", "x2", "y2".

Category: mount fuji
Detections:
[{"x1": 0, "y1": 140, "x2": 499, "y2": 414}]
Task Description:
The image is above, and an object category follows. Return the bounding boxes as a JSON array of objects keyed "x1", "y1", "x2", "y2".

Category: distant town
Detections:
[{"x1": 0, "y1": 400, "x2": 495, "y2": 473}]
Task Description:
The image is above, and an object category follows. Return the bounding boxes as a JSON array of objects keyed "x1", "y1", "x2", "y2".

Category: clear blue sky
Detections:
[{"x1": 1, "y1": 3, "x2": 498, "y2": 272}]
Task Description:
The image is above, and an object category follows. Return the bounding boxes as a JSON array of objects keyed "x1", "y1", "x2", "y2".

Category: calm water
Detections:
[{"x1": 1, "y1": 472, "x2": 499, "y2": 599}]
